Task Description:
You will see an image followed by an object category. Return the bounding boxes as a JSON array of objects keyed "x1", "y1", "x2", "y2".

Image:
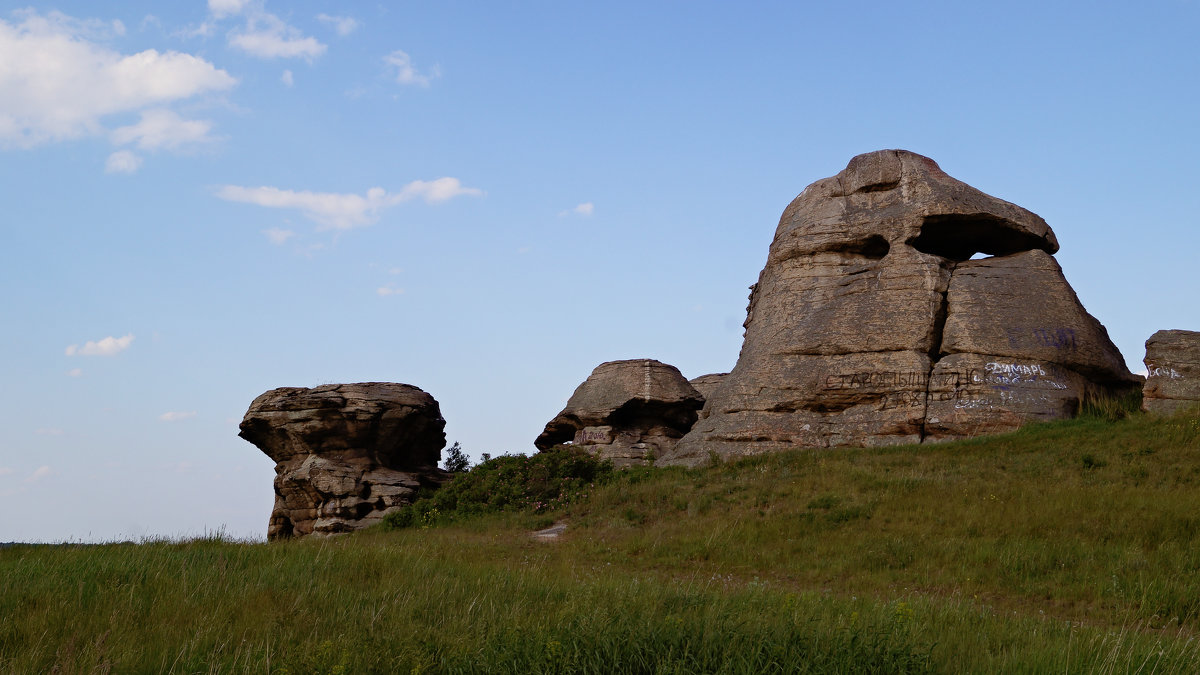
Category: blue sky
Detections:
[{"x1": 2, "y1": 1, "x2": 1198, "y2": 542}]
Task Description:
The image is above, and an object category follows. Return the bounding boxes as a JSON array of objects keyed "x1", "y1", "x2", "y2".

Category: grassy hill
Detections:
[{"x1": 2, "y1": 408, "x2": 1199, "y2": 673}]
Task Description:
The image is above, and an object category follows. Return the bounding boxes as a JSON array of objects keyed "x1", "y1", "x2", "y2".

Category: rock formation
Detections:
[
  {"x1": 1143, "y1": 330, "x2": 1200, "y2": 415},
  {"x1": 239, "y1": 382, "x2": 447, "y2": 539},
  {"x1": 658, "y1": 150, "x2": 1140, "y2": 467},
  {"x1": 688, "y1": 373, "x2": 728, "y2": 403},
  {"x1": 535, "y1": 359, "x2": 704, "y2": 467}
]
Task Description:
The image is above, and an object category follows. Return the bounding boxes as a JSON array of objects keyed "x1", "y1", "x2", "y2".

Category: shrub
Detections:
[
  {"x1": 382, "y1": 446, "x2": 614, "y2": 529},
  {"x1": 442, "y1": 441, "x2": 470, "y2": 473}
]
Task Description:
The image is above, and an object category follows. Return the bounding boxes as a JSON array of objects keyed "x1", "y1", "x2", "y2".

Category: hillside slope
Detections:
[{"x1": 2, "y1": 410, "x2": 1198, "y2": 673}]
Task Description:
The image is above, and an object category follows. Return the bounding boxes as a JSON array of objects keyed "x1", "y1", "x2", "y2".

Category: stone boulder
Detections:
[
  {"x1": 660, "y1": 150, "x2": 1140, "y2": 467},
  {"x1": 239, "y1": 382, "x2": 447, "y2": 539},
  {"x1": 1143, "y1": 330, "x2": 1200, "y2": 415},
  {"x1": 535, "y1": 359, "x2": 704, "y2": 467}
]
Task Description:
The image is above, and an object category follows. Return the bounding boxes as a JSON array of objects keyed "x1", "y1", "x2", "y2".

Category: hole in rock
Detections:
[
  {"x1": 855, "y1": 180, "x2": 900, "y2": 194},
  {"x1": 908, "y1": 213, "x2": 1053, "y2": 262},
  {"x1": 818, "y1": 234, "x2": 890, "y2": 260}
]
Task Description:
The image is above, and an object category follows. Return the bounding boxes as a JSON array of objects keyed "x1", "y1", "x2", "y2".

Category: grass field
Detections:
[{"x1": 2, "y1": 408, "x2": 1198, "y2": 673}]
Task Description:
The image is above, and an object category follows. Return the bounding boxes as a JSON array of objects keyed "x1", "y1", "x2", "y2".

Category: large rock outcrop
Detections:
[
  {"x1": 535, "y1": 359, "x2": 704, "y2": 467},
  {"x1": 239, "y1": 382, "x2": 447, "y2": 539},
  {"x1": 1143, "y1": 330, "x2": 1200, "y2": 415},
  {"x1": 659, "y1": 150, "x2": 1140, "y2": 467}
]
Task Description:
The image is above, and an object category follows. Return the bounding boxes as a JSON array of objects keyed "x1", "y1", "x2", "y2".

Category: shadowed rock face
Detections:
[
  {"x1": 1143, "y1": 330, "x2": 1200, "y2": 415},
  {"x1": 535, "y1": 359, "x2": 704, "y2": 467},
  {"x1": 239, "y1": 383, "x2": 447, "y2": 539},
  {"x1": 658, "y1": 150, "x2": 1139, "y2": 467}
]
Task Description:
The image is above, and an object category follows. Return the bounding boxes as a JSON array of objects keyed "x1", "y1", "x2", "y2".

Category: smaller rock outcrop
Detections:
[
  {"x1": 1143, "y1": 330, "x2": 1200, "y2": 415},
  {"x1": 239, "y1": 382, "x2": 447, "y2": 539},
  {"x1": 688, "y1": 373, "x2": 728, "y2": 403},
  {"x1": 535, "y1": 359, "x2": 704, "y2": 467}
]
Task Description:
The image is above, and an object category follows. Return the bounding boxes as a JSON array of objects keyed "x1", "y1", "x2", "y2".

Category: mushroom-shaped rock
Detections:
[
  {"x1": 535, "y1": 359, "x2": 704, "y2": 467},
  {"x1": 659, "y1": 150, "x2": 1140, "y2": 467},
  {"x1": 1143, "y1": 330, "x2": 1200, "y2": 415},
  {"x1": 239, "y1": 382, "x2": 447, "y2": 539}
]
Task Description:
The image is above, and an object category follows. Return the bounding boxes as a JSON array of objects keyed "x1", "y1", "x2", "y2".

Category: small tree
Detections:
[{"x1": 442, "y1": 441, "x2": 470, "y2": 473}]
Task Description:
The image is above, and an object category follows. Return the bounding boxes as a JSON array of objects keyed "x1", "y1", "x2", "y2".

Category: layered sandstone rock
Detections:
[
  {"x1": 1143, "y1": 330, "x2": 1200, "y2": 415},
  {"x1": 688, "y1": 373, "x2": 727, "y2": 419},
  {"x1": 239, "y1": 382, "x2": 447, "y2": 539},
  {"x1": 659, "y1": 150, "x2": 1139, "y2": 467},
  {"x1": 535, "y1": 359, "x2": 704, "y2": 467}
]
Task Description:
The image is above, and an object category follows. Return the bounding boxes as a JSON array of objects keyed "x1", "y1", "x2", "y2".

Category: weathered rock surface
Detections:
[
  {"x1": 660, "y1": 150, "x2": 1139, "y2": 467},
  {"x1": 1143, "y1": 330, "x2": 1200, "y2": 415},
  {"x1": 535, "y1": 359, "x2": 704, "y2": 467},
  {"x1": 688, "y1": 373, "x2": 728, "y2": 403},
  {"x1": 239, "y1": 382, "x2": 447, "y2": 539}
]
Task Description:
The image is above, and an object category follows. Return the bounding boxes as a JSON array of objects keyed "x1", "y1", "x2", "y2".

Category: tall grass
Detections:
[{"x1": 2, "y1": 410, "x2": 1198, "y2": 673}]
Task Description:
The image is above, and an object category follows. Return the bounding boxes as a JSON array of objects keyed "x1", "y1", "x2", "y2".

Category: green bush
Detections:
[
  {"x1": 382, "y1": 446, "x2": 614, "y2": 529},
  {"x1": 442, "y1": 441, "x2": 470, "y2": 473}
]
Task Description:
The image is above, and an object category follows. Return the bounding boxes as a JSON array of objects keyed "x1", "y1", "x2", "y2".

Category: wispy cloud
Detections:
[
  {"x1": 25, "y1": 466, "x2": 51, "y2": 483},
  {"x1": 229, "y1": 12, "x2": 325, "y2": 61},
  {"x1": 65, "y1": 333, "x2": 134, "y2": 357},
  {"x1": 111, "y1": 108, "x2": 217, "y2": 150},
  {"x1": 0, "y1": 467, "x2": 12, "y2": 476},
  {"x1": 35, "y1": 428, "x2": 64, "y2": 436},
  {"x1": 159, "y1": 411, "x2": 197, "y2": 422},
  {"x1": 105, "y1": 150, "x2": 142, "y2": 174},
  {"x1": 216, "y1": 178, "x2": 483, "y2": 230},
  {"x1": 316, "y1": 14, "x2": 358, "y2": 36},
  {"x1": 67, "y1": 368, "x2": 83, "y2": 377},
  {"x1": 384, "y1": 50, "x2": 438, "y2": 87},
  {"x1": 263, "y1": 227, "x2": 295, "y2": 245},
  {"x1": 207, "y1": 0, "x2": 251, "y2": 19},
  {"x1": 559, "y1": 202, "x2": 595, "y2": 217},
  {"x1": 376, "y1": 285, "x2": 404, "y2": 297},
  {"x1": 0, "y1": 10, "x2": 236, "y2": 149},
  {"x1": 281, "y1": 69, "x2": 294, "y2": 87}
]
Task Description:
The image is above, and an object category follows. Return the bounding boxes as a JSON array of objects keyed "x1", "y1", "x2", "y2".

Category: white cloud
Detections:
[
  {"x1": 25, "y1": 466, "x2": 51, "y2": 483},
  {"x1": 263, "y1": 227, "x2": 295, "y2": 244},
  {"x1": 159, "y1": 411, "x2": 197, "y2": 422},
  {"x1": 0, "y1": 467, "x2": 12, "y2": 476},
  {"x1": 216, "y1": 178, "x2": 483, "y2": 230},
  {"x1": 105, "y1": 149, "x2": 142, "y2": 173},
  {"x1": 0, "y1": 10, "x2": 237, "y2": 148},
  {"x1": 388, "y1": 267, "x2": 403, "y2": 275},
  {"x1": 377, "y1": 285, "x2": 404, "y2": 297},
  {"x1": 35, "y1": 428, "x2": 64, "y2": 436},
  {"x1": 229, "y1": 13, "x2": 325, "y2": 61},
  {"x1": 384, "y1": 50, "x2": 438, "y2": 87},
  {"x1": 177, "y1": 21, "x2": 216, "y2": 39},
  {"x1": 65, "y1": 333, "x2": 134, "y2": 357},
  {"x1": 111, "y1": 108, "x2": 216, "y2": 150},
  {"x1": 208, "y1": 0, "x2": 251, "y2": 19},
  {"x1": 559, "y1": 202, "x2": 595, "y2": 217},
  {"x1": 281, "y1": 69, "x2": 294, "y2": 86},
  {"x1": 400, "y1": 177, "x2": 485, "y2": 203},
  {"x1": 316, "y1": 14, "x2": 358, "y2": 36},
  {"x1": 67, "y1": 368, "x2": 83, "y2": 377}
]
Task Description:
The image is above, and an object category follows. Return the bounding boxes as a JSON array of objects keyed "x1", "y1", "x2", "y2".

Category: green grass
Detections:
[{"x1": 2, "y1": 409, "x2": 1199, "y2": 673}]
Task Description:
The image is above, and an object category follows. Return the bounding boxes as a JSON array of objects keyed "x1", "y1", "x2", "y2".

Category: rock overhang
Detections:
[{"x1": 771, "y1": 150, "x2": 1058, "y2": 267}]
